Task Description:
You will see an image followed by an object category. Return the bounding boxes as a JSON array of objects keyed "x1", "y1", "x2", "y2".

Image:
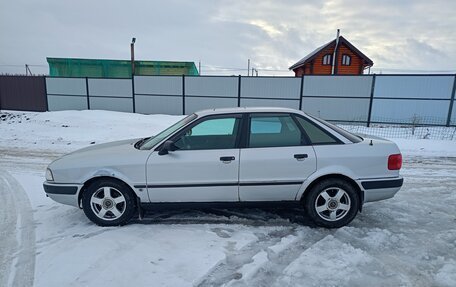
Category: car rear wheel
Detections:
[
  {"x1": 82, "y1": 179, "x2": 136, "y2": 226},
  {"x1": 304, "y1": 179, "x2": 359, "y2": 228}
]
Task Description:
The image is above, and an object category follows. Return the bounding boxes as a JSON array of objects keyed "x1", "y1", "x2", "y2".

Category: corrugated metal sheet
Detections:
[
  {"x1": 240, "y1": 98, "x2": 299, "y2": 109},
  {"x1": 47, "y1": 95, "x2": 87, "y2": 111},
  {"x1": 185, "y1": 76, "x2": 238, "y2": 97},
  {"x1": 4, "y1": 74, "x2": 452, "y2": 126},
  {"x1": 371, "y1": 99, "x2": 449, "y2": 124},
  {"x1": 0, "y1": 76, "x2": 47, "y2": 112},
  {"x1": 303, "y1": 76, "x2": 372, "y2": 98},
  {"x1": 302, "y1": 98, "x2": 370, "y2": 122},
  {"x1": 88, "y1": 79, "x2": 132, "y2": 97},
  {"x1": 46, "y1": 77, "x2": 87, "y2": 111},
  {"x1": 134, "y1": 76, "x2": 182, "y2": 95},
  {"x1": 89, "y1": 98, "x2": 133, "y2": 113},
  {"x1": 374, "y1": 76, "x2": 454, "y2": 99},
  {"x1": 185, "y1": 97, "x2": 237, "y2": 114},
  {"x1": 241, "y1": 77, "x2": 301, "y2": 99},
  {"x1": 46, "y1": 77, "x2": 86, "y2": 95},
  {"x1": 134, "y1": 95, "x2": 182, "y2": 115}
]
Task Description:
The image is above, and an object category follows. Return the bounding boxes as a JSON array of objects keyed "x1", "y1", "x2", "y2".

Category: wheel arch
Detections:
[
  {"x1": 299, "y1": 174, "x2": 364, "y2": 212},
  {"x1": 78, "y1": 176, "x2": 138, "y2": 208}
]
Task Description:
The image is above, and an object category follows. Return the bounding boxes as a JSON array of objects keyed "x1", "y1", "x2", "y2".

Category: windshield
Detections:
[{"x1": 138, "y1": 114, "x2": 197, "y2": 150}]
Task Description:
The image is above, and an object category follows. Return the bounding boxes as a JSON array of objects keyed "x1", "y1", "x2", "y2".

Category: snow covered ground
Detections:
[{"x1": 1, "y1": 110, "x2": 455, "y2": 287}]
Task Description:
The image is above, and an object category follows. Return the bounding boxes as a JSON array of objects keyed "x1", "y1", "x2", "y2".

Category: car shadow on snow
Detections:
[{"x1": 131, "y1": 206, "x2": 317, "y2": 227}]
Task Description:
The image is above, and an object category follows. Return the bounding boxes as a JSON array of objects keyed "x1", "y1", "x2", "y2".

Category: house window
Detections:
[
  {"x1": 322, "y1": 54, "x2": 332, "y2": 65},
  {"x1": 342, "y1": 54, "x2": 351, "y2": 66}
]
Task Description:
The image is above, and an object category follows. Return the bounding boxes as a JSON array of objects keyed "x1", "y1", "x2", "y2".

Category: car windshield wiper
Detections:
[{"x1": 134, "y1": 137, "x2": 151, "y2": 149}]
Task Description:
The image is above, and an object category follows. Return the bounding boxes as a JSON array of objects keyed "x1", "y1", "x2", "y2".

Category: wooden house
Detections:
[{"x1": 289, "y1": 35, "x2": 373, "y2": 76}]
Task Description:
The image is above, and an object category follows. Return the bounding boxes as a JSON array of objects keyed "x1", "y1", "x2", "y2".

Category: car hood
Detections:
[
  {"x1": 48, "y1": 138, "x2": 152, "y2": 184},
  {"x1": 50, "y1": 138, "x2": 143, "y2": 168},
  {"x1": 66, "y1": 138, "x2": 141, "y2": 155}
]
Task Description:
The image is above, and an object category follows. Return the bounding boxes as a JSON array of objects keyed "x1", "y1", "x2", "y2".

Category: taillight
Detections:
[{"x1": 388, "y1": 154, "x2": 402, "y2": 170}]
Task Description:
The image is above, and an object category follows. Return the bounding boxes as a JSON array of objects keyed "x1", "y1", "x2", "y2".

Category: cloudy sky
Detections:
[{"x1": 0, "y1": 0, "x2": 455, "y2": 76}]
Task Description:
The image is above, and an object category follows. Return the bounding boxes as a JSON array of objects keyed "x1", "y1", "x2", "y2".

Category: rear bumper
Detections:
[
  {"x1": 360, "y1": 177, "x2": 403, "y2": 203},
  {"x1": 43, "y1": 181, "x2": 83, "y2": 207}
]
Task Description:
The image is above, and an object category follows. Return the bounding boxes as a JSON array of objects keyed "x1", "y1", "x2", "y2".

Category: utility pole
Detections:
[
  {"x1": 131, "y1": 37, "x2": 136, "y2": 76},
  {"x1": 25, "y1": 64, "x2": 32, "y2": 76},
  {"x1": 331, "y1": 29, "x2": 340, "y2": 75},
  {"x1": 198, "y1": 61, "x2": 201, "y2": 75},
  {"x1": 247, "y1": 59, "x2": 250, "y2": 76}
]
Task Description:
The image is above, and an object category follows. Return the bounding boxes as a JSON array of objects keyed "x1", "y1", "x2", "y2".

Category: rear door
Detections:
[{"x1": 239, "y1": 113, "x2": 317, "y2": 201}]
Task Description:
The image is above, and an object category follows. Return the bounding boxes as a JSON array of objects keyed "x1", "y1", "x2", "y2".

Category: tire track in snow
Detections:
[
  {"x1": 232, "y1": 229, "x2": 331, "y2": 287},
  {"x1": 0, "y1": 170, "x2": 36, "y2": 287},
  {"x1": 195, "y1": 228, "x2": 330, "y2": 287}
]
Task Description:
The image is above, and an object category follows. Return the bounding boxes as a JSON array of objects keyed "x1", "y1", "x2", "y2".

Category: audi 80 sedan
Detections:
[{"x1": 43, "y1": 107, "x2": 403, "y2": 228}]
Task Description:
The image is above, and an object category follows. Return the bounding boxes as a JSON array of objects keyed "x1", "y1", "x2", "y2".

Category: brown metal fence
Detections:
[{"x1": 0, "y1": 75, "x2": 47, "y2": 112}]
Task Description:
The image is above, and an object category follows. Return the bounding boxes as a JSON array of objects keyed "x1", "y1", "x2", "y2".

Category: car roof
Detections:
[{"x1": 194, "y1": 107, "x2": 304, "y2": 117}]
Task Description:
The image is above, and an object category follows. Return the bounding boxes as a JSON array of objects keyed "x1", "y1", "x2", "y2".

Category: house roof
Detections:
[
  {"x1": 289, "y1": 36, "x2": 374, "y2": 70},
  {"x1": 47, "y1": 57, "x2": 199, "y2": 77}
]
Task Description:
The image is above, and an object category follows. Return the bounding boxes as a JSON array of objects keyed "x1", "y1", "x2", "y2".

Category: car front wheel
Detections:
[
  {"x1": 304, "y1": 179, "x2": 359, "y2": 228},
  {"x1": 82, "y1": 179, "x2": 136, "y2": 226}
]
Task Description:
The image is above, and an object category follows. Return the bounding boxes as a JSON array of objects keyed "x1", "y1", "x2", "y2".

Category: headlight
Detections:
[{"x1": 45, "y1": 168, "x2": 54, "y2": 181}]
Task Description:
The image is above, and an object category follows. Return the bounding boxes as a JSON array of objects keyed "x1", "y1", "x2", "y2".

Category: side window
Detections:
[
  {"x1": 249, "y1": 115, "x2": 305, "y2": 148},
  {"x1": 174, "y1": 117, "x2": 239, "y2": 150},
  {"x1": 295, "y1": 116, "x2": 339, "y2": 145}
]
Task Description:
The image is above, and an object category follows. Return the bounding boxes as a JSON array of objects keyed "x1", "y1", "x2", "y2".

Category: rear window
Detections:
[
  {"x1": 307, "y1": 115, "x2": 362, "y2": 143},
  {"x1": 295, "y1": 116, "x2": 339, "y2": 145}
]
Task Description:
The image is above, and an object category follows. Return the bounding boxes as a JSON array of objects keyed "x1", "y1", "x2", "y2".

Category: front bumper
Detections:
[
  {"x1": 43, "y1": 181, "x2": 83, "y2": 207},
  {"x1": 360, "y1": 177, "x2": 403, "y2": 203}
]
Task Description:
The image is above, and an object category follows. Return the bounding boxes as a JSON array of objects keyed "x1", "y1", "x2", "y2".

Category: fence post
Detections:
[
  {"x1": 299, "y1": 75, "x2": 304, "y2": 110},
  {"x1": 182, "y1": 74, "x2": 186, "y2": 115},
  {"x1": 85, "y1": 77, "x2": 90, "y2": 110},
  {"x1": 43, "y1": 76, "x2": 49, "y2": 111},
  {"x1": 131, "y1": 76, "x2": 136, "y2": 113},
  {"x1": 237, "y1": 75, "x2": 241, "y2": 107},
  {"x1": 446, "y1": 74, "x2": 456, "y2": 127},
  {"x1": 366, "y1": 74, "x2": 376, "y2": 127}
]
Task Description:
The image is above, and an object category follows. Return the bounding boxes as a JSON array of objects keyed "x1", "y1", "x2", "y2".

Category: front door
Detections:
[
  {"x1": 239, "y1": 113, "x2": 317, "y2": 201},
  {"x1": 146, "y1": 115, "x2": 242, "y2": 202}
]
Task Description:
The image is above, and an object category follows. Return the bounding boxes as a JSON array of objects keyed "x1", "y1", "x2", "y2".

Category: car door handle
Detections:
[
  {"x1": 294, "y1": 154, "x2": 308, "y2": 161},
  {"x1": 220, "y1": 156, "x2": 235, "y2": 163}
]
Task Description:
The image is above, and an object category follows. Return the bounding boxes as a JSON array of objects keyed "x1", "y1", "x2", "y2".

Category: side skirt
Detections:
[{"x1": 140, "y1": 201, "x2": 302, "y2": 211}]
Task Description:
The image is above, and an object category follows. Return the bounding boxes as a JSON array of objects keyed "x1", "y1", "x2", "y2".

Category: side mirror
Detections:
[{"x1": 158, "y1": 140, "x2": 177, "y2": 155}]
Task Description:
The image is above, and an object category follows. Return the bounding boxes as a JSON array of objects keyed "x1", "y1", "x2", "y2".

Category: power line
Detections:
[{"x1": 0, "y1": 64, "x2": 47, "y2": 67}]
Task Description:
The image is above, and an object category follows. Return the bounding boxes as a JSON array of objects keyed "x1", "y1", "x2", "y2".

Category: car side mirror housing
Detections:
[{"x1": 158, "y1": 140, "x2": 177, "y2": 155}]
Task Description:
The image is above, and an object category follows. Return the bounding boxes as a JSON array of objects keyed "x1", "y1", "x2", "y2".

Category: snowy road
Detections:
[
  {"x1": 1, "y1": 110, "x2": 455, "y2": 286},
  {"x1": 0, "y1": 147, "x2": 455, "y2": 287}
]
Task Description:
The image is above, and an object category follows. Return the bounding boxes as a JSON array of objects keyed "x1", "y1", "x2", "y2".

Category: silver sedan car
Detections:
[{"x1": 43, "y1": 107, "x2": 403, "y2": 228}]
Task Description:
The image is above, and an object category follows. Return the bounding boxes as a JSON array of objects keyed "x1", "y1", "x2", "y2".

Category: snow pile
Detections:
[
  {"x1": 1, "y1": 110, "x2": 455, "y2": 157},
  {"x1": 0, "y1": 110, "x2": 182, "y2": 153},
  {"x1": 392, "y1": 138, "x2": 456, "y2": 157}
]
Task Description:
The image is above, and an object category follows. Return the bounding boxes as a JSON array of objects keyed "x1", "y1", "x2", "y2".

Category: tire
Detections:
[
  {"x1": 82, "y1": 179, "x2": 136, "y2": 226},
  {"x1": 304, "y1": 179, "x2": 359, "y2": 228}
]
